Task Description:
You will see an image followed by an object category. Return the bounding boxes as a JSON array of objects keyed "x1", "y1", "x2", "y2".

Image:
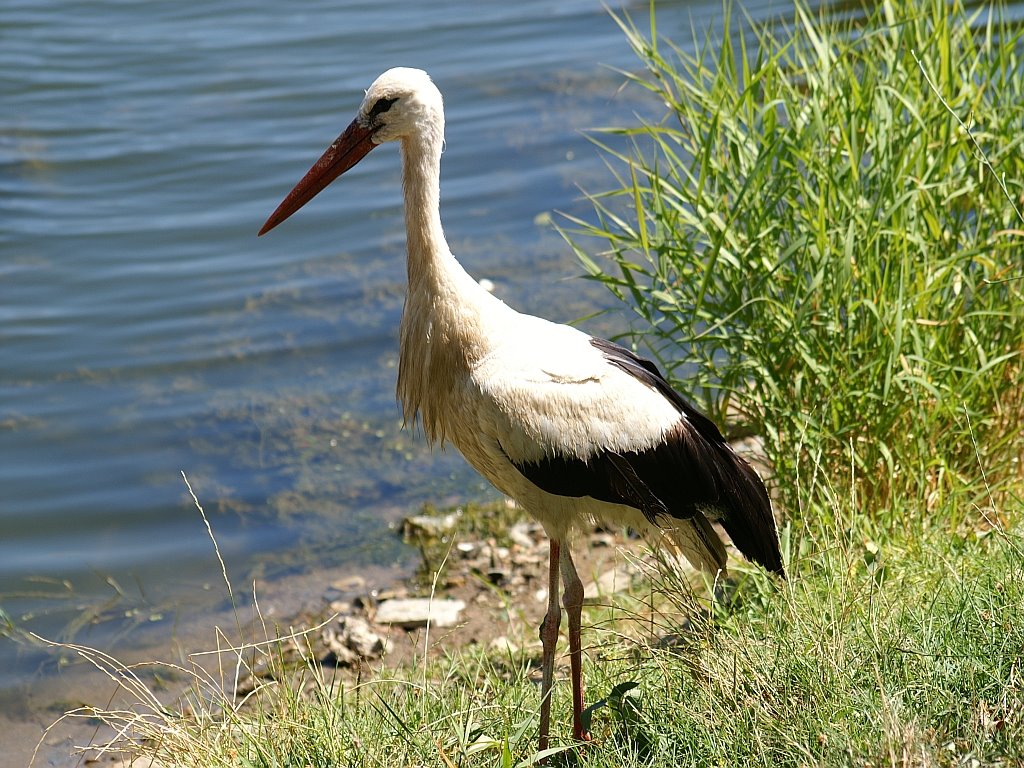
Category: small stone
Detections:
[
  {"x1": 374, "y1": 597, "x2": 466, "y2": 628},
  {"x1": 344, "y1": 616, "x2": 390, "y2": 657},
  {"x1": 321, "y1": 635, "x2": 357, "y2": 666},
  {"x1": 373, "y1": 587, "x2": 408, "y2": 602},
  {"x1": 321, "y1": 616, "x2": 390, "y2": 667},
  {"x1": 402, "y1": 512, "x2": 459, "y2": 537},
  {"x1": 511, "y1": 552, "x2": 543, "y2": 567},
  {"x1": 352, "y1": 594, "x2": 376, "y2": 613},
  {"x1": 330, "y1": 575, "x2": 367, "y2": 592},
  {"x1": 327, "y1": 600, "x2": 352, "y2": 616},
  {"x1": 508, "y1": 522, "x2": 537, "y2": 550},
  {"x1": 105, "y1": 755, "x2": 167, "y2": 768},
  {"x1": 490, "y1": 635, "x2": 518, "y2": 653},
  {"x1": 583, "y1": 566, "x2": 635, "y2": 602}
]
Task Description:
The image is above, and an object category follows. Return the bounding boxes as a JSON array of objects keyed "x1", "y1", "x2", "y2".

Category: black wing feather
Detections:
[{"x1": 513, "y1": 337, "x2": 784, "y2": 576}]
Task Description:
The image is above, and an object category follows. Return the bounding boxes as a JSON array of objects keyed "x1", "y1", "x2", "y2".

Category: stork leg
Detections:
[
  {"x1": 559, "y1": 545, "x2": 591, "y2": 743},
  {"x1": 537, "y1": 538, "x2": 562, "y2": 755}
]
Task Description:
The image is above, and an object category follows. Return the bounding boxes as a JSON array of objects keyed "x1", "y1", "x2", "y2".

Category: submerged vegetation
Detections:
[{"x1": 48, "y1": 2, "x2": 1023, "y2": 766}]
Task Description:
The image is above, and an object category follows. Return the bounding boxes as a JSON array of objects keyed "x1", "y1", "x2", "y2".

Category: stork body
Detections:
[{"x1": 260, "y1": 68, "x2": 784, "y2": 752}]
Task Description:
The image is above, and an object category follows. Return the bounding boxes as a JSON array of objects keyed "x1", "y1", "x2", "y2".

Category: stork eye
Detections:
[{"x1": 368, "y1": 97, "x2": 398, "y2": 118}]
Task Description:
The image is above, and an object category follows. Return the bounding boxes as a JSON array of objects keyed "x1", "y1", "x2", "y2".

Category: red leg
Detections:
[
  {"x1": 559, "y1": 546, "x2": 591, "y2": 743},
  {"x1": 537, "y1": 538, "x2": 562, "y2": 756}
]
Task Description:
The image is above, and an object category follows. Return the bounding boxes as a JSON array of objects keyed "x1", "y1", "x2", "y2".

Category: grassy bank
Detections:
[
  {"x1": 51, "y1": 1, "x2": 1023, "y2": 766},
  {"x1": 52, "y1": 497, "x2": 1023, "y2": 767}
]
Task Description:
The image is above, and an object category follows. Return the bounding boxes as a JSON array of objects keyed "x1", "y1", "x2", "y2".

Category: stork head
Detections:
[
  {"x1": 358, "y1": 67, "x2": 444, "y2": 144},
  {"x1": 258, "y1": 67, "x2": 443, "y2": 236}
]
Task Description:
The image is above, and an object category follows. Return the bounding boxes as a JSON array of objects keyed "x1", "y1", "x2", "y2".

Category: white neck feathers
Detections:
[{"x1": 395, "y1": 118, "x2": 505, "y2": 443}]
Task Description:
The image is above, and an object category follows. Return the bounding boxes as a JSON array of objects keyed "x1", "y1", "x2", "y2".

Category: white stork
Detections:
[{"x1": 259, "y1": 67, "x2": 784, "y2": 753}]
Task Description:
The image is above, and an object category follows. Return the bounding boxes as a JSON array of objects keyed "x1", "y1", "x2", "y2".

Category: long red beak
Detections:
[{"x1": 258, "y1": 117, "x2": 377, "y2": 236}]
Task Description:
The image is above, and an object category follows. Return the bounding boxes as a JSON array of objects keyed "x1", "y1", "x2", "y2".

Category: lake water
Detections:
[{"x1": 9, "y1": 0, "x2": 1011, "y2": 763}]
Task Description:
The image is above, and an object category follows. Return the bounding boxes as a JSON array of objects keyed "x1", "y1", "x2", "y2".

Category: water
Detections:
[{"x1": 2, "y1": 0, "x2": 967, "y2": 762}]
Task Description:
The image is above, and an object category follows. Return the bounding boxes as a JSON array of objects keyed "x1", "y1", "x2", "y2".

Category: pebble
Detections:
[
  {"x1": 331, "y1": 575, "x2": 366, "y2": 592},
  {"x1": 509, "y1": 521, "x2": 542, "y2": 549},
  {"x1": 402, "y1": 512, "x2": 459, "y2": 537},
  {"x1": 489, "y1": 635, "x2": 518, "y2": 653},
  {"x1": 105, "y1": 756, "x2": 166, "y2": 768},
  {"x1": 323, "y1": 574, "x2": 367, "y2": 602},
  {"x1": 374, "y1": 597, "x2": 466, "y2": 628},
  {"x1": 373, "y1": 587, "x2": 408, "y2": 602},
  {"x1": 511, "y1": 552, "x2": 543, "y2": 567},
  {"x1": 327, "y1": 600, "x2": 352, "y2": 616},
  {"x1": 583, "y1": 566, "x2": 635, "y2": 602},
  {"x1": 321, "y1": 616, "x2": 391, "y2": 667}
]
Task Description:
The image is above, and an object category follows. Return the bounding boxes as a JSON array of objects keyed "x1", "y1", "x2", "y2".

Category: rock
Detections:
[
  {"x1": 373, "y1": 587, "x2": 408, "y2": 602},
  {"x1": 511, "y1": 551, "x2": 543, "y2": 567},
  {"x1": 327, "y1": 600, "x2": 352, "y2": 615},
  {"x1": 490, "y1": 635, "x2": 518, "y2": 653},
  {"x1": 322, "y1": 616, "x2": 391, "y2": 667},
  {"x1": 324, "y1": 574, "x2": 367, "y2": 602},
  {"x1": 374, "y1": 597, "x2": 466, "y2": 628},
  {"x1": 402, "y1": 512, "x2": 459, "y2": 537},
  {"x1": 345, "y1": 616, "x2": 390, "y2": 657},
  {"x1": 330, "y1": 575, "x2": 367, "y2": 592},
  {"x1": 583, "y1": 566, "x2": 635, "y2": 602},
  {"x1": 509, "y1": 521, "x2": 542, "y2": 549},
  {"x1": 104, "y1": 755, "x2": 167, "y2": 768}
]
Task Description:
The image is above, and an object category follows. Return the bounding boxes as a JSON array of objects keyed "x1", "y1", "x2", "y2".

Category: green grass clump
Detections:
[
  {"x1": 48, "y1": 496, "x2": 1024, "y2": 767},
  {"x1": 629, "y1": 511, "x2": 1024, "y2": 766},
  {"x1": 565, "y1": 0, "x2": 1024, "y2": 517}
]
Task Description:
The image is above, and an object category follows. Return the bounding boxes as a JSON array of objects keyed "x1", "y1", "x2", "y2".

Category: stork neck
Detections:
[
  {"x1": 396, "y1": 123, "x2": 499, "y2": 443},
  {"x1": 399, "y1": 127, "x2": 456, "y2": 289},
  {"x1": 398, "y1": 122, "x2": 501, "y2": 351}
]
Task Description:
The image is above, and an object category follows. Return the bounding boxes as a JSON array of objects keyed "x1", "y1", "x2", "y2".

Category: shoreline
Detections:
[
  {"x1": 28, "y1": 501, "x2": 683, "y2": 768},
  {"x1": 20, "y1": 437, "x2": 766, "y2": 768}
]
